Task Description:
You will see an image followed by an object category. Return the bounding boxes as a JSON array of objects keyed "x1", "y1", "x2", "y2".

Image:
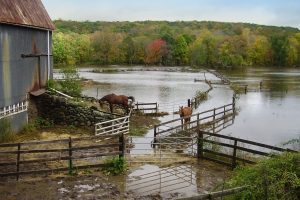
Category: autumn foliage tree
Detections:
[{"x1": 145, "y1": 39, "x2": 168, "y2": 65}]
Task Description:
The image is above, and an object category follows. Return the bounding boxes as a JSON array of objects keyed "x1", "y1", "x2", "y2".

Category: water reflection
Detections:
[{"x1": 126, "y1": 165, "x2": 198, "y2": 198}]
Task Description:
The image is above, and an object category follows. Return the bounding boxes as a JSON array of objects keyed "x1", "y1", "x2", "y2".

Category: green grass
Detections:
[
  {"x1": 0, "y1": 118, "x2": 15, "y2": 143},
  {"x1": 224, "y1": 152, "x2": 300, "y2": 200},
  {"x1": 102, "y1": 157, "x2": 127, "y2": 176}
]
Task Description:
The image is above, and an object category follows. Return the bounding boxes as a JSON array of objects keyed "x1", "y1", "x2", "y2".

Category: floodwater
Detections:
[
  {"x1": 81, "y1": 66, "x2": 300, "y2": 147},
  {"x1": 58, "y1": 66, "x2": 300, "y2": 198}
]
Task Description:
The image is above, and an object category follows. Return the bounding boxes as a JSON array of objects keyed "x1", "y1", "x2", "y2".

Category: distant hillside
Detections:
[{"x1": 52, "y1": 20, "x2": 300, "y2": 67}]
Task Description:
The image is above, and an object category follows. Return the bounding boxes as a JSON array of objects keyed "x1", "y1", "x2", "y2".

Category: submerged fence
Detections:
[
  {"x1": 154, "y1": 98, "x2": 236, "y2": 139},
  {"x1": 134, "y1": 102, "x2": 158, "y2": 114}
]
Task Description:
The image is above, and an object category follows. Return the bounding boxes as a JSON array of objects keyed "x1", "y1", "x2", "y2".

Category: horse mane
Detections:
[{"x1": 128, "y1": 96, "x2": 135, "y2": 102}]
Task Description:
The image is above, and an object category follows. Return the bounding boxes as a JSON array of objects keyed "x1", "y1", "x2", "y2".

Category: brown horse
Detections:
[
  {"x1": 179, "y1": 106, "x2": 193, "y2": 130},
  {"x1": 99, "y1": 93, "x2": 135, "y2": 114}
]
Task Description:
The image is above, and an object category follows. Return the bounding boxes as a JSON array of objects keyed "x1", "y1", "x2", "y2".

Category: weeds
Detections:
[
  {"x1": 225, "y1": 152, "x2": 300, "y2": 200},
  {"x1": 0, "y1": 118, "x2": 15, "y2": 143},
  {"x1": 103, "y1": 157, "x2": 127, "y2": 176}
]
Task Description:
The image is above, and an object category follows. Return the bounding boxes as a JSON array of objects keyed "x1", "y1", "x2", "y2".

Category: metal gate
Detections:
[{"x1": 125, "y1": 134, "x2": 197, "y2": 165}]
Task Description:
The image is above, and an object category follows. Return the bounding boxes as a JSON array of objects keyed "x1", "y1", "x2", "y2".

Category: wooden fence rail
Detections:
[
  {"x1": 134, "y1": 102, "x2": 158, "y2": 114},
  {"x1": 0, "y1": 134, "x2": 125, "y2": 180},
  {"x1": 197, "y1": 131, "x2": 297, "y2": 169}
]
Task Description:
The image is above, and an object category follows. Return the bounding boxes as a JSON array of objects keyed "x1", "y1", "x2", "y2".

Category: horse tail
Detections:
[{"x1": 128, "y1": 96, "x2": 135, "y2": 102}]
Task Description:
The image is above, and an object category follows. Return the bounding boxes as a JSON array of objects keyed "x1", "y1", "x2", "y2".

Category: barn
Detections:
[{"x1": 0, "y1": 0, "x2": 55, "y2": 131}]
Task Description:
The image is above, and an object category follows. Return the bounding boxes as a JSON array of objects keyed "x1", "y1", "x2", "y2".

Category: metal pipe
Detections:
[{"x1": 47, "y1": 30, "x2": 50, "y2": 80}]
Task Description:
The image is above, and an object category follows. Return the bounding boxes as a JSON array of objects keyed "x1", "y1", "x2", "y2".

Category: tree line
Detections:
[{"x1": 53, "y1": 20, "x2": 300, "y2": 68}]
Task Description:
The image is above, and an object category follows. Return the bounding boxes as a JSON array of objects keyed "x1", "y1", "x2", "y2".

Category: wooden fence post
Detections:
[
  {"x1": 244, "y1": 85, "x2": 248, "y2": 94},
  {"x1": 119, "y1": 133, "x2": 125, "y2": 159},
  {"x1": 197, "y1": 131, "x2": 204, "y2": 159},
  {"x1": 232, "y1": 96, "x2": 236, "y2": 113},
  {"x1": 156, "y1": 102, "x2": 158, "y2": 114},
  {"x1": 232, "y1": 140, "x2": 238, "y2": 169},
  {"x1": 153, "y1": 125, "x2": 157, "y2": 147},
  {"x1": 68, "y1": 137, "x2": 73, "y2": 175},
  {"x1": 197, "y1": 114, "x2": 200, "y2": 131},
  {"x1": 188, "y1": 99, "x2": 191, "y2": 107},
  {"x1": 224, "y1": 105, "x2": 226, "y2": 116},
  {"x1": 16, "y1": 143, "x2": 21, "y2": 181},
  {"x1": 136, "y1": 102, "x2": 139, "y2": 110},
  {"x1": 260, "y1": 81, "x2": 263, "y2": 91},
  {"x1": 213, "y1": 108, "x2": 216, "y2": 121}
]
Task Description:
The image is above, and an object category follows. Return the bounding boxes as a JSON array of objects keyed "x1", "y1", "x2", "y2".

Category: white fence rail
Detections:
[
  {"x1": 95, "y1": 115, "x2": 130, "y2": 136},
  {"x1": 0, "y1": 101, "x2": 28, "y2": 119}
]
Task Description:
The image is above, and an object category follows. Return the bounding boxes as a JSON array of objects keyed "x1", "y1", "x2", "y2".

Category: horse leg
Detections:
[{"x1": 109, "y1": 104, "x2": 113, "y2": 113}]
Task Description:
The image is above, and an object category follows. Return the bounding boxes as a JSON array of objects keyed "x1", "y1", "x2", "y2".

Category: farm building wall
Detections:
[{"x1": 0, "y1": 23, "x2": 53, "y2": 132}]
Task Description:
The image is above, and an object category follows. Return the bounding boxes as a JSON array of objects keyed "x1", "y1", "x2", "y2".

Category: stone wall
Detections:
[{"x1": 33, "y1": 94, "x2": 113, "y2": 127}]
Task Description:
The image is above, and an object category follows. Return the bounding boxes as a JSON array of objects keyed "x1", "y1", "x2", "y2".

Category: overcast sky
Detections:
[{"x1": 42, "y1": 0, "x2": 300, "y2": 29}]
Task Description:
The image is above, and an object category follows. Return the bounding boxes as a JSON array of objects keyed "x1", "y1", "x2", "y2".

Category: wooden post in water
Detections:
[
  {"x1": 16, "y1": 143, "x2": 21, "y2": 181},
  {"x1": 153, "y1": 125, "x2": 157, "y2": 147},
  {"x1": 232, "y1": 140, "x2": 238, "y2": 169},
  {"x1": 197, "y1": 130, "x2": 204, "y2": 159},
  {"x1": 68, "y1": 137, "x2": 73, "y2": 175},
  {"x1": 260, "y1": 81, "x2": 263, "y2": 91},
  {"x1": 213, "y1": 108, "x2": 216, "y2": 121},
  {"x1": 232, "y1": 96, "x2": 236, "y2": 113},
  {"x1": 196, "y1": 114, "x2": 200, "y2": 131}
]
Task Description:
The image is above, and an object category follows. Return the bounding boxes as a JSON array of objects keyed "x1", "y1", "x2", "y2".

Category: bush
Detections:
[
  {"x1": 103, "y1": 157, "x2": 127, "y2": 176},
  {"x1": 47, "y1": 67, "x2": 82, "y2": 97},
  {"x1": 226, "y1": 152, "x2": 300, "y2": 200},
  {"x1": 0, "y1": 118, "x2": 15, "y2": 143}
]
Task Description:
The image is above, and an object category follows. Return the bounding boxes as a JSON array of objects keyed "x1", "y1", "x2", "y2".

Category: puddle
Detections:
[{"x1": 126, "y1": 162, "x2": 229, "y2": 199}]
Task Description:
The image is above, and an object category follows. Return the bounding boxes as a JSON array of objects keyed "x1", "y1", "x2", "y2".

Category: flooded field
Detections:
[
  {"x1": 81, "y1": 66, "x2": 300, "y2": 147},
  {"x1": 50, "y1": 66, "x2": 300, "y2": 198}
]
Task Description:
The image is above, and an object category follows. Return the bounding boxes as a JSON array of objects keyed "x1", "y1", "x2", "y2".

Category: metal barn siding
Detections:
[
  {"x1": 0, "y1": 23, "x2": 53, "y2": 131},
  {"x1": 0, "y1": 0, "x2": 54, "y2": 132}
]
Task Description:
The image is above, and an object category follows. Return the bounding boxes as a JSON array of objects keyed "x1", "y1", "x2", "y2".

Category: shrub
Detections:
[
  {"x1": 47, "y1": 67, "x2": 82, "y2": 97},
  {"x1": 226, "y1": 152, "x2": 300, "y2": 200},
  {"x1": 103, "y1": 157, "x2": 127, "y2": 176}
]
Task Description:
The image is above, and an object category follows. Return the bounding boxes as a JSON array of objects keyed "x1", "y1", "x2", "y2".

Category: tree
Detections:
[
  {"x1": 219, "y1": 38, "x2": 244, "y2": 67},
  {"x1": 173, "y1": 35, "x2": 188, "y2": 65},
  {"x1": 122, "y1": 36, "x2": 135, "y2": 65},
  {"x1": 286, "y1": 36, "x2": 299, "y2": 66},
  {"x1": 145, "y1": 39, "x2": 168, "y2": 65},
  {"x1": 248, "y1": 36, "x2": 272, "y2": 66},
  {"x1": 270, "y1": 34, "x2": 289, "y2": 66},
  {"x1": 91, "y1": 31, "x2": 124, "y2": 65},
  {"x1": 189, "y1": 30, "x2": 218, "y2": 67}
]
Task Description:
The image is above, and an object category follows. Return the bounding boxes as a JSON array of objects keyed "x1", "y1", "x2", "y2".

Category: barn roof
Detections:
[{"x1": 0, "y1": 0, "x2": 55, "y2": 30}]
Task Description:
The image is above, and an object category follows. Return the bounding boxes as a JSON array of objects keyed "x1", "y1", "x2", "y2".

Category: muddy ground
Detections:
[
  {"x1": 0, "y1": 159, "x2": 230, "y2": 200},
  {"x1": 0, "y1": 173, "x2": 160, "y2": 200}
]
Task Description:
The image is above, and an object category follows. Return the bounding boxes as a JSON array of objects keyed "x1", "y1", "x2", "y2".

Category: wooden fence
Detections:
[
  {"x1": 0, "y1": 134, "x2": 125, "y2": 180},
  {"x1": 154, "y1": 98, "x2": 236, "y2": 139},
  {"x1": 197, "y1": 131, "x2": 297, "y2": 169},
  {"x1": 134, "y1": 102, "x2": 158, "y2": 114}
]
